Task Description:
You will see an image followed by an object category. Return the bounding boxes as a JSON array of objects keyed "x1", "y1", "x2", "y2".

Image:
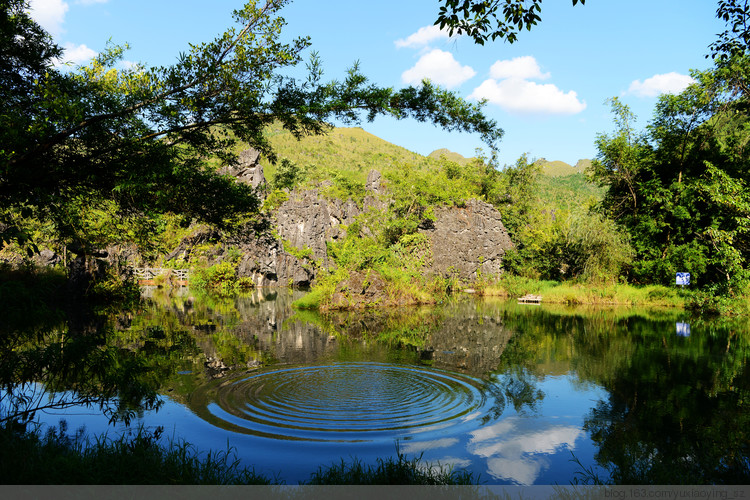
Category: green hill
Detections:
[
  {"x1": 427, "y1": 148, "x2": 473, "y2": 165},
  {"x1": 260, "y1": 124, "x2": 436, "y2": 185},
  {"x1": 535, "y1": 158, "x2": 580, "y2": 177},
  {"x1": 245, "y1": 124, "x2": 603, "y2": 212}
]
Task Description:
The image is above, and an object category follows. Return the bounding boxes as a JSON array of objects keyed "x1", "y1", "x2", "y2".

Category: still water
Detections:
[{"x1": 4, "y1": 288, "x2": 750, "y2": 484}]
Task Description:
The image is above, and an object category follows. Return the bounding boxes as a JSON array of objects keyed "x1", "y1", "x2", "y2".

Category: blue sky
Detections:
[{"x1": 29, "y1": 0, "x2": 723, "y2": 167}]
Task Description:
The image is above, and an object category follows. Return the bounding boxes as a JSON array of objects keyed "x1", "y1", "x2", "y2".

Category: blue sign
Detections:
[
  {"x1": 676, "y1": 272, "x2": 690, "y2": 286},
  {"x1": 676, "y1": 322, "x2": 691, "y2": 337}
]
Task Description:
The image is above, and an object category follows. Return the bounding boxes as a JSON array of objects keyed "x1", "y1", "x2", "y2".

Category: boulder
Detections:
[{"x1": 32, "y1": 249, "x2": 61, "y2": 268}]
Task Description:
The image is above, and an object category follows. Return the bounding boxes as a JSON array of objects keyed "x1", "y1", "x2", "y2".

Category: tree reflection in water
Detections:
[
  {"x1": 496, "y1": 306, "x2": 750, "y2": 484},
  {"x1": 0, "y1": 288, "x2": 200, "y2": 429}
]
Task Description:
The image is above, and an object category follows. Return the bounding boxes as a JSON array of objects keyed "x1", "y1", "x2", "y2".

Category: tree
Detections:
[
  {"x1": 711, "y1": 0, "x2": 750, "y2": 62},
  {"x1": 0, "y1": 0, "x2": 503, "y2": 256},
  {"x1": 436, "y1": 0, "x2": 750, "y2": 54},
  {"x1": 590, "y1": 62, "x2": 750, "y2": 293},
  {"x1": 435, "y1": 0, "x2": 584, "y2": 45}
]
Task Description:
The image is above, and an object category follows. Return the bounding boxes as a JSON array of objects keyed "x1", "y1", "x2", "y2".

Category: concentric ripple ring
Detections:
[{"x1": 191, "y1": 362, "x2": 491, "y2": 442}]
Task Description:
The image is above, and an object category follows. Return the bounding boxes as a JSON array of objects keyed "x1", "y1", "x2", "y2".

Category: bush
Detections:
[{"x1": 191, "y1": 262, "x2": 253, "y2": 297}]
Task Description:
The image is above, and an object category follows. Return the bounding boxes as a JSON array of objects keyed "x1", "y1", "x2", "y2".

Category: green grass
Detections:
[
  {"x1": 480, "y1": 275, "x2": 690, "y2": 308},
  {"x1": 307, "y1": 448, "x2": 476, "y2": 485},
  {"x1": 0, "y1": 422, "x2": 271, "y2": 485},
  {"x1": 0, "y1": 422, "x2": 477, "y2": 485}
]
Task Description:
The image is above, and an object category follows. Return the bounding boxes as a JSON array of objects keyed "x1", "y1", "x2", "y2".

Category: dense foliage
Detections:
[{"x1": 590, "y1": 58, "x2": 750, "y2": 293}]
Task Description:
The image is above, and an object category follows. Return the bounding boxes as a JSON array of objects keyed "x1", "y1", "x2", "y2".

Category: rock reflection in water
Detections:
[{"x1": 147, "y1": 289, "x2": 516, "y2": 377}]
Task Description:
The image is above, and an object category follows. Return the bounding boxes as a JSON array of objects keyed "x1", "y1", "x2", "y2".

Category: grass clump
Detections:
[
  {"x1": 306, "y1": 449, "x2": 475, "y2": 485},
  {"x1": 292, "y1": 267, "x2": 350, "y2": 310},
  {"x1": 0, "y1": 422, "x2": 270, "y2": 484},
  {"x1": 0, "y1": 422, "x2": 477, "y2": 485}
]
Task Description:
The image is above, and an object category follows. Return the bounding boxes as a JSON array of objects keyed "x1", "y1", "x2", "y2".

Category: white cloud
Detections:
[
  {"x1": 470, "y1": 55, "x2": 585, "y2": 115},
  {"x1": 489, "y1": 56, "x2": 550, "y2": 81},
  {"x1": 28, "y1": 0, "x2": 69, "y2": 37},
  {"x1": 627, "y1": 72, "x2": 696, "y2": 97},
  {"x1": 470, "y1": 77, "x2": 586, "y2": 115},
  {"x1": 401, "y1": 49, "x2": 476, "y2": 89},
  {"x1": 395, "y1": 25, "x2": 451, "y2": 49},
  {"x1": 119, "y1": 60, "x2": 138, "y2": 70},
  {"x1": 54, "y1": 42, "x2": 97, "y2": 66}
]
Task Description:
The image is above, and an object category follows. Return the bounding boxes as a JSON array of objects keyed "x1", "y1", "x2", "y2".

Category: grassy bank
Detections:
[
  {"x1": 478, "y1": 276, "x2": 689, "y2": 307},
  {"x1": 0, "y1": 423, "x2": 474, "y2": 485},
  {"x1": 295, "y1": 267, "x2": 750, "y2": 315},
  {"x1": 475, "y1": 275, "x2": 750, "y2": 314}
]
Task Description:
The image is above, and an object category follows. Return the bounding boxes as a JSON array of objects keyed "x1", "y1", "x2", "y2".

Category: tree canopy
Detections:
[
  {"x1": 0, "y1": 0, "x2": 502, "y2": 255},
  {"x1": 435, "y1": 0, "x2": 584, "y2": 45},
  {"x1": 585, "y1": 2, "x2": 750, "y2": 294},
  {"x1": 435, "y1": 0, "x2": 749, "y2": 52}
]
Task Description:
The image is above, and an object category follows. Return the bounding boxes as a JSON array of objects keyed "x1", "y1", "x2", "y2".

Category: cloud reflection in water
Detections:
[{"x1": 469, "y1": 417, "x2": 583, "y2": 484}]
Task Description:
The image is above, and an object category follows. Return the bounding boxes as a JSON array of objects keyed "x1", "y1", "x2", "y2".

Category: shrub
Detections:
[{"x1": 191, "y1": 262, "x2": 253, "y2": 297}]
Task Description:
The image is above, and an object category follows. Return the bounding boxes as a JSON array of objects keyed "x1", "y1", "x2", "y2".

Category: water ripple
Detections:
[{"x1": 191, "y1": 362, "x2": 492, "y2": 442}]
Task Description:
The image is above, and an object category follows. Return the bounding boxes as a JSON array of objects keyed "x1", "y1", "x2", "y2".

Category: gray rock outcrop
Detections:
[
  {"x1": 219, "y1": 148, "x2": 266, "y2": 191},
  {"x1": 274, "y1": 190, "x2": 360, "y2": 267},
  {"x1": 421, "y1": 198, "x2": 513, "y2": 281},
  {"x1": 236, "y1": 233, "x2": 315, "y2": 287}
]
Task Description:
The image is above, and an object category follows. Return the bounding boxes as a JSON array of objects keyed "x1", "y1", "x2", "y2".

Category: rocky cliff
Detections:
[{"x1": 168, "y1": 148, "x2": 515, "y2": 287}]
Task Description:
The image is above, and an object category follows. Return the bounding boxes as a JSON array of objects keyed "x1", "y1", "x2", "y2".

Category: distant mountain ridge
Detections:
[
  {"x1": 534, "y1": 158, "x2": 592, "y2": 177},
  {"x1": 427, "y1": 149, "x2": 592, "y2": 177}
]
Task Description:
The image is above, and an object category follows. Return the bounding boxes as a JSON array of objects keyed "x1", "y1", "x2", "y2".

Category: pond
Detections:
[{"x1": 2, "y1": 288, "x2": 750, "y2": 484}]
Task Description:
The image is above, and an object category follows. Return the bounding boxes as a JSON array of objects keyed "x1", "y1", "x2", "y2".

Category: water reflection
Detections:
[
  {"x1": 3, "y1": 289, "x2": 750, "y2": 484},
  {"x1": 470, "y1": 416, "x2": 583, "y2": 485}
]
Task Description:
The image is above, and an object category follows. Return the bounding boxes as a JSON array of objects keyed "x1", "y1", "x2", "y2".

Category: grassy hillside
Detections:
[
  {"x1": 257, "y1": 124, "x2": 600, "y2": 199},
  {"x1": 534, "y1": 158, "x2": 580, "y2": 176},
  {"x1": 255, "y1": 125, "x2": 602, "y2": 212},
  {"x1": 260, "y1": 124, "x2": 436, "y2": 186},
  {"x1": 427, "y1": 148, "x2": 473, "y2": 165}
]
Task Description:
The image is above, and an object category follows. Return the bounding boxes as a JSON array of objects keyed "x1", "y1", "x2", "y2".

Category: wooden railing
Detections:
[{"x1": 131, "y1": 267, "x2": 190, "y2": 285}]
